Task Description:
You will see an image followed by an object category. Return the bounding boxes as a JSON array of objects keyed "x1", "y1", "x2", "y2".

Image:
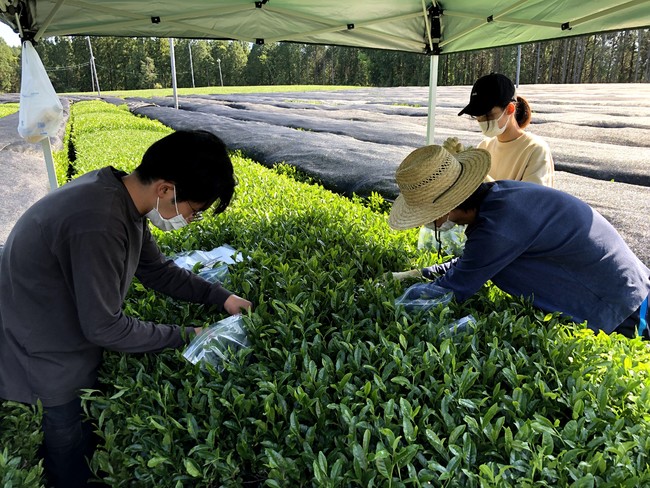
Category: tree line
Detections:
[{"x1": 0, "y1": 28, "x2": 648, "y2": 93}]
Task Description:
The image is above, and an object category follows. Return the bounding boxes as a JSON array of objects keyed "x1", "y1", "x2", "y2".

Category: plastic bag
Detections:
[
  {"x1": 395, "y1": 282, "x2": 453, "y2": 312},
  {"x1": 173, "y1": 244, "x2": 241, "y2": 269},
  {"x1": 197, "y1": 264, "x2": 229, "y2": 284},
  {"x1": 439, "y1": 314, "x2": 477, "y2": 339},
  {"x1": 418, "y1": 225, "x2": 467, "y2": 256},
  {"x1": 18, "y1": 41, "x2": 64, "y2": 143},
  {"x1": 173, "y1": 245, "x2": 242, "y2": 283},
  {"x1": 183, "y1": 314, "x2": 249, "y2": 369}
]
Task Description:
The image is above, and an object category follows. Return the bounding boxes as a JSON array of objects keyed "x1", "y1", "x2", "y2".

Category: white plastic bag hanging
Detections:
[{"x1": 18, "y1": 41, "x2": 63, "y2": 143}]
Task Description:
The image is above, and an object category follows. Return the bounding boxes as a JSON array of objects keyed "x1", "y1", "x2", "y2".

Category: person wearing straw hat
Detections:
[
  {"x1": 458, "y1": 72, "x2": 554, "y2": 187},
  {"x1": 389, "y1": 145, "x2": 650, "y2": 338}
]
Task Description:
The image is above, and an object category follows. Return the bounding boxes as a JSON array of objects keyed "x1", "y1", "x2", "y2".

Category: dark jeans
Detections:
[
  {"x1": 614, "y1": 299, "x2": 649, "y2": 340},
  {"x1": 41, "y1": 397, "x2": 95, "y2": 488}
]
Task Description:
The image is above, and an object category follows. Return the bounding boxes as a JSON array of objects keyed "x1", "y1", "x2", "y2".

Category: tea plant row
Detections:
[{"x1": 2, "y1": 101, "x2": 650, "y2": 487}]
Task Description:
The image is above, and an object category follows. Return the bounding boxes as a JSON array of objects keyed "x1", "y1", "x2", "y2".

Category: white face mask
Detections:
[
  {"x1": 145, "y1": 187, "x2": 188, "y2": 232},
  {"x1": 424, "y1": 214, "x2": 456, "y2": 232},
  {"x1": 437, "y1": 219, "x2": 456, "y2": 232},
  {"x1": 478, "y1": 109, "x2": 510, "y2": 137}
]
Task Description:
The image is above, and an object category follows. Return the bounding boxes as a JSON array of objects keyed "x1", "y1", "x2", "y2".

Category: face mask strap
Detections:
[
  {"x1": 487, "y1": 108, "x2": 507, "y2": 130},
  {"x1": 434, "y1": 226, "x2": 442, "y2": 256},
  {"x1": 172, "y1": 186, "x2": 181, "y2": 216}
]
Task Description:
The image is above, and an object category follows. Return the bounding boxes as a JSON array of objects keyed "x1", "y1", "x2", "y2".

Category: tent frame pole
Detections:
[
  {"x1": 41, "y1": 138, "x2": 58, "y2": 191},
  {"x1": 426, "y1": 55, "x2": 439, "y2": 145},
  {"x1": 570, "y1": 0, "x2": 648, "y2": 28},
  {"x1": 440, "y1": 0, "x2": 533, "y2": 48},
  {"x1": 34, "y1": 0, "x2": 66, "y2": 42},
  {"x1": 424, "y1": 1, "x2": 440, "y2": 146}
]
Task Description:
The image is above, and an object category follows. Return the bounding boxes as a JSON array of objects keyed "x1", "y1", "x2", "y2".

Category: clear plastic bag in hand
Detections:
[
  {"x1": 439, "y1": 314, "x2": 477, "y2": 339},
  {"x1": 183, "y1": 314, "x2": 249, "y2": 370},
  {"x1": 395, "y1": 282, "x2": 453, "y2": 312}
]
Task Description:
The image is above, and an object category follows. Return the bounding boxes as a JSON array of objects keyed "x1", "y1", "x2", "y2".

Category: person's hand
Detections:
[
  {"x1": 224, "y1": 294, "x2": 253, "y2": 315},
  {"x1": 390, "y1": 269, "x2": 421, "y2": 281},
  {"x1": 193, "y1": 327, "x2": 203, "y2": 336},
  {"x1": 442, "y1": 137, "x2": 464, "y2": 155}
]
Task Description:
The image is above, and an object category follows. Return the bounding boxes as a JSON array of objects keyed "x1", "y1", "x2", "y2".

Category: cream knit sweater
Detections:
[{"x1": 478, "y1": 132, "x2": 554, "y2": 187}]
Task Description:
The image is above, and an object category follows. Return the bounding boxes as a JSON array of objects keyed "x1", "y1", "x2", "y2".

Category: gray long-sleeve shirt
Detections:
[
  {"x1": 423, "y1": 181, "x2": 650, "y2": 333},
  {"x1": 0, "y1": 167, "x2": 232, "y2": 406}
]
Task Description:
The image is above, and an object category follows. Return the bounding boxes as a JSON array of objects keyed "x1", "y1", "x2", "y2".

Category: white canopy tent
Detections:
[
  {"x1": 2, "y1": 1, "x2": 649, "y2": 54},
  {"x1": 1, "y1": 0, "x2": 649, "y2": 186}
]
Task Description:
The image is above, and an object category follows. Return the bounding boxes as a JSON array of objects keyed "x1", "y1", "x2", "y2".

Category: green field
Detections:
[
  {"x1": 0, "y1": 102, "x2": 19, "y2": 118},
  {"x1": 68, "y1": 84, "x2": 361, "y2": 98}
]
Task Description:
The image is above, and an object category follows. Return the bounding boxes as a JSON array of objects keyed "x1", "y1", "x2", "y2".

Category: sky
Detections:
[{"x1": 0, "y1": 22, "x2": 21, "y2": 47}]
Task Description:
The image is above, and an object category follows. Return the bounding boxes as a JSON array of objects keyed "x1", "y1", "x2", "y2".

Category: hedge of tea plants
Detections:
[
  {"x1": 0, "y1": 102, "x2": 19, "y2": 119},
  {"x1": 2, "y1": 100, "x2": 650, "y2": 487}
]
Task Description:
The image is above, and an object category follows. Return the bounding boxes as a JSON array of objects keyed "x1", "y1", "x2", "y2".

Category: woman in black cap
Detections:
[{"x1": 458, "y1": 73, "x2": 554, "y2": 187}]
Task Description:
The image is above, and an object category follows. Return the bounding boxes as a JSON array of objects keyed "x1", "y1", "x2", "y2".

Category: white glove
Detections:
[
  {"x1": 391, "y1": 269, "x2": 422, "y2": 280},
  {"x1": 442, "y1": 137, "x2": 465, "y2": 155}
]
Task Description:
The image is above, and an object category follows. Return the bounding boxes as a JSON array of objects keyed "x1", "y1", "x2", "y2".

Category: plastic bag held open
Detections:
[
  {"x1": 18, "y1": 41, "x2": 63, "y2": 143},
  {"x1": 183, "y1": 314, "x2": 249, "y2": 370}
]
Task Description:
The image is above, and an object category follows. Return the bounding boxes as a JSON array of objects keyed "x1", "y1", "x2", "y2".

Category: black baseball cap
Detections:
[{"x1": 458, "y1": 73, "x2": 515, "y2": 116}]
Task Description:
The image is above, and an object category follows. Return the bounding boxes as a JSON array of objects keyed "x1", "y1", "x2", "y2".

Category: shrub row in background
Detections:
[
  {"x1": 0, "y1": 103, "x2": 19, "y2": 119},
  {"x1": 1, "y1": 100, "x2": 650, "y2": 487},
  {"x1": 63, "y1": 101, "x2": 170, "y2": 178}
]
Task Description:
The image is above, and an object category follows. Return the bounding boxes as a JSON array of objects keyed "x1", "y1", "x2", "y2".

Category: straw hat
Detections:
[{"x1": 389, "y1": 145, "x2": 490, "y2": 230}]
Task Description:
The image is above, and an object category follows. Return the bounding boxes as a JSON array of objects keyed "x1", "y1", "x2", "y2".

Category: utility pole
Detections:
[
  {"x1": 217, "y1": 58, "x2": 223, "y2": 87},
  {"x1": 188, "y1": 41, "x2": 195, "y2": 88},
  {"x1": 169, "y1": 38, "x2": 179, "y2": 109},
  {"x1": 86, "y1": 36, "x2": 101, "y2": 96},
  {"x1": 515, "y1": 45, "x2": 521, "y2": 87}
]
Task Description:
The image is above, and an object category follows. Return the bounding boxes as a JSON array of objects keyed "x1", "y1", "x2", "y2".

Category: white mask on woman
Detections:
[
  {"x1": 145, "y1": 187, "x2": 188, "y2": 231},
  {"x1": 479, "y1": 109, "x2": 510, "y2": 137}
]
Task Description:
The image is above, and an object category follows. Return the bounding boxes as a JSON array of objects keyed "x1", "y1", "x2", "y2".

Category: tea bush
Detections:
[
  {"x1": 0, "y1": 103, "x2": 19, "y2": 118},
  {"x1": 66, "y1": 101, "x2": 170, "y2": 177},
  {"x1": 2, "y1": 100, "x2": 650, "y2": 487},
  {"x1": 0, "y1": 401, "x2": 44, "y2": 487}
]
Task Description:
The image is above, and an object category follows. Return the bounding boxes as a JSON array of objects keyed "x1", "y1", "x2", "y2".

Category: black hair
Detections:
[
  {"x1": 456, "y1": 182, "x2": 495, "y2": 212},
  {"x1": 134, "y1": 130, "x2": 236, "y2": 214}
]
